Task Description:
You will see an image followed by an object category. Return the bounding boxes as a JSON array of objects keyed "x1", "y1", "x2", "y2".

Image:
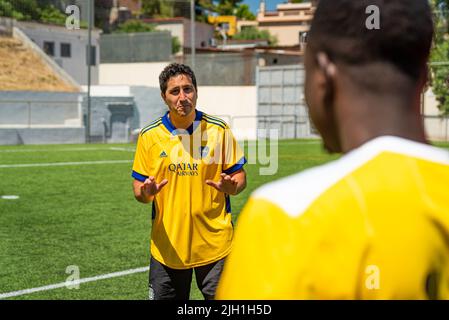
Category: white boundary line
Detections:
[
  {"x1": 0, "y1": 266, "x2": 149, "y2": 299},
  {"x1": 109, "y1": 147, "x2": 136, "y2": 152},
  {"x1": 0, "y1": 160, "x2": 132, "y2": 168},
  {"x1": 0, "y1": 147, "x2": 135, "y2": 153}
]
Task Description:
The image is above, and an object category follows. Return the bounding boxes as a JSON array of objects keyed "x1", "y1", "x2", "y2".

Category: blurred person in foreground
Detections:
[{"x1": 217, "y1": 0, "x2": 449, "y2": 299}]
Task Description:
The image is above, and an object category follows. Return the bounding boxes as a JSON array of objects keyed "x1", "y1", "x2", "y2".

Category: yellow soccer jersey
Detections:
[
  {"x1": 217, "y1": 136, "x2": 449, "y2": 299},
  {"x1": 132, "y1": 110, "x2": 246, "y2": 269}
]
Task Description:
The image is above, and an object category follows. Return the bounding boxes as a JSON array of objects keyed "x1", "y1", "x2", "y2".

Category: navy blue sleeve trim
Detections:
[
  {"x1": 132, "y1": 170, "x2": 148, "y2": 182},
  {"x1": 223, "y1": 157, "x2": 247, "y2": 175}
]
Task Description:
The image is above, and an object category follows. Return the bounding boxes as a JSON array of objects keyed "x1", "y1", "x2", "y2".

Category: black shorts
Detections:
[{"x1": 149, "y1": 256, "x2": 225, "y2": 300}]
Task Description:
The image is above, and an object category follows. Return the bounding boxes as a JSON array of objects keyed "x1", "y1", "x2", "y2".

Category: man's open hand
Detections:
[
  {"x1": 141, "y1": 176, "x2": 168, "y2": 197},
  {"x1": 206, "y1": 173, "x2": 239, "y2": 195}
]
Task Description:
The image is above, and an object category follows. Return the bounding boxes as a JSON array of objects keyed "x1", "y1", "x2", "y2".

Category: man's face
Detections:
[
  {"x1": 304, "y1": 48, "x2": 341, "y2": 153},
  {"x1": 162, "y1": 74, "x2": 197, "y2": 117}
]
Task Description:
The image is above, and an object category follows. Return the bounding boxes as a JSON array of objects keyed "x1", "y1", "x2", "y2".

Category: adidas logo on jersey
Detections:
[{"x1": 160, "y1": 151, "x2": 168, "y2": 158}]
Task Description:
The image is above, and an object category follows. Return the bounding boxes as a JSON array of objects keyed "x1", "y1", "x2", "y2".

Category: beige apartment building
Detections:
[{"x1": 256, "y1": 0, "x2": 316, "y2": 47}]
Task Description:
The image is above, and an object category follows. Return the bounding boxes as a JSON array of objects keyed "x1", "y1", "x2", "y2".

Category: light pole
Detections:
[
  {"x1": 190, "y1": 0, "x2": 195, "y2": 70},
  {"x1": 86, "y1": 0, "x2": 93, "y2": 143}
]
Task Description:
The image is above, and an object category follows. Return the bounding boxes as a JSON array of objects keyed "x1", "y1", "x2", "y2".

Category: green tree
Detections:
[
  {"x1": 141, "y1": 0, "x2": 213, "y2": 21},
  {"x1": 114, "y1": 20, "x2": 156, "y2": 33},
  {"x1": 114, "y1": 19, "x2": 180, "y2": 55},
  {"x1": 214, "y1": 0, "x2": 242, "y2": 15},
  {"x1": 233, "y1": 26, "x2": 277, "y2": 46},
  {"x1": 0, "y1": 0, "x2": 19, "y2": 19},
  {"x1": 0, "y1": 0, "x2": 70, "y2": 25},
  {"x1": 172, "y1": 35, "x2": 181, "y2": 54},
  {"x1": 235, "y1": 4, "x2": 255, "y2": 20},
  {"x1": 430, "y1": 0, "x2": 449, "y2": 114},
  {"x1": 142, "y1": 0, "x2": 167, "y2": 17},
  {"x1": 0, "y1": 0, "x2": 41, "y2": 20},
  {"x1": 40, "y1": 4, "x2": 66, "y2": 24}
]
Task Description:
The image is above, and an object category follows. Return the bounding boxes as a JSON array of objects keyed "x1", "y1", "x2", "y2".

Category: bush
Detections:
[
  {"x1": 233, "y1": 26, "x2": 278, "y2": 46},
  {"x1": 114, "y1": 20, "x2": 156, "y2": 33},
  {"x1": 172, "y1": 36, "x2": 181, "y2": 54}
]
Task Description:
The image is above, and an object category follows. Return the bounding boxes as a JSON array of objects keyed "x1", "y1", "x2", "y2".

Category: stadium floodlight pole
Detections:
[
  {"x1": 86, "y1": 0, "x2": 93, "y2": 144},
  {"x1": 190, "y1": 0, "x2": 196, "y2": 70}
]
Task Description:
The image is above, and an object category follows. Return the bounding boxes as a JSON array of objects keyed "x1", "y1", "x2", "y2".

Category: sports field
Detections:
[{"x1": 0, "y1": 140, "x2": 447, "y2": 300}]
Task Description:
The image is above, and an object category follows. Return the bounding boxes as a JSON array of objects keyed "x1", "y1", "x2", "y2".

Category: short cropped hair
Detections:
[
  {"x1": 307, "y1": 0, "x2": 434, "y2": 80},
  {"x1": 159, "y1": 63, "x2": 197, "y2": 94}
]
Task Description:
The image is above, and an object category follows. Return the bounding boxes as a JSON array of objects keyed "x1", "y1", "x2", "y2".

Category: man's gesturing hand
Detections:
[
  {"x1": 206, "y1": 173, "x2": 239, "y2": 195},
  {"x1": 141, "y1": 176, "x2": 168, "y2": 197}
]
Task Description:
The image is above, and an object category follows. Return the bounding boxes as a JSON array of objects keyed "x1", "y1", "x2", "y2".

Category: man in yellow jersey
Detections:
[
  {"x1": 217, "y1": 0, "x2": 449, "y2": 299},
  {"x1": 132, "y1": 63, "x2": 246, "y2": 300}
]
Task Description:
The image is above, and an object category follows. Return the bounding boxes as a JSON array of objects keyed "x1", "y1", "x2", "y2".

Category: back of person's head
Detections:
[
  {"x1": 307, "y1": 0, "x2": 434, "y2": 82},
  {"x1": 159, "y1": 63, "x2": 197, "y2": 95}
]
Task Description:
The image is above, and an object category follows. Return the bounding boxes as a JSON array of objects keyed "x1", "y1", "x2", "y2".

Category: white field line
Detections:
[
  {"x1": 109, "y1": 147, "x2": 136, "y2": 152},
  {"x1": 0, "y1": 160, "x2": 132, "y2": 168},
  {"x1": 0, "y1": 147, "x2": 135, "y2": 153},
  {"x1": 0, "y1": 266, "x2": 149, "y2": 299}
]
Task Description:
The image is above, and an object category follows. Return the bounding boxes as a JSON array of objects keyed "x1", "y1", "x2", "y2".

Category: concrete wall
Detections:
[
  {"x1": 0, "y1": 91, "x2": 83, "y2": 127},
  {"x1": 18, "y1": 21, "x2": 100, "y2": 86},
  {"x1": 259, "y1": 52, "x2": 302, "y2": 66},
  {"x1": 101, "y1": 56, "x2": 258, "y2": 87},
  {"x1": 100, "y1": 32, "x2": 172, "y2": 63},
  {"x1": 0, "y1": 128, "x2": 85, "y2": 145},
  {"x1": 0, "y1": 91, "x2": 85, "y2": 145},
  {"x1": 259, "y1": 24, "x2": 309, "y2": 46},
  {"x1": 150, "y1": 19, "x2": 214, "y2": 49},
  {"x1": 99, "y1": 53, "x2": 299, "y2": 88},
  {"x1": 423, "y1": 88, "x2": 449, "y2": 141},
  {"x1": 99, "y1": 62, "x2": 170, "y2": 87},
  {"x1": 181, "y1": 53, "x2": 258, "y2": 85},
  {"x1": 197, "y1": 86, "x2": 257, "y2": 141},
  {"x1": 183, "y1": 19, "x2": 215, "y2": 49},
  {"x1": 0, "y1": 17, "x2": 15, "y2": 36},
  {"x1": 155, "y1": 23, "x2": 184, "y2": 46},
  {"x1": 423, "y1": 88, "x2": 441, "y2": 116}
]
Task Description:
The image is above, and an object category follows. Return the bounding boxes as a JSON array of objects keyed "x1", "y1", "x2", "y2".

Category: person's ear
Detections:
[
  {"x1": 316, "y1": 52, "x2": 337, "y2": 110},
  {"x1": 316, "y1": 52, "x2": 336, "y2": 79},
  {"x1": 161, "y1": 92, "x2": 166, "y2": 103}
]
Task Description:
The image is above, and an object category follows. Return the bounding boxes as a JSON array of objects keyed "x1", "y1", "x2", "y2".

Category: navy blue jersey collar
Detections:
[{"x1": 162, "y1": 110, "x2": 203, "y2": 135}]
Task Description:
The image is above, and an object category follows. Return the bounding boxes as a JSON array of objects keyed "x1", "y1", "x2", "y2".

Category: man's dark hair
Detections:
[
  {"x1": 307, "y1": 0, "x2": 434, "y2": 81},
  {"x1": 159, "y1": 63, "x2": 197, "y2": 94}
]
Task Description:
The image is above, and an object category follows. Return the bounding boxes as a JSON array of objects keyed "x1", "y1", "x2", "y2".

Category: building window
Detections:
[
  {"x1": 61, "y1": 43, "x2": 71, "y2": 58},
  {"x1": 43, "y1": 41, "x2": 55, "y2": 56}
]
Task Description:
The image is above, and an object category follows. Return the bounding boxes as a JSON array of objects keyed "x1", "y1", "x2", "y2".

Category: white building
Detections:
[
  {"x1": 142, "y1": 17, "x2": 215, "y2": 53},
  {"x1": 18, "y1": 21, "x2": 101, "y2": 85}
]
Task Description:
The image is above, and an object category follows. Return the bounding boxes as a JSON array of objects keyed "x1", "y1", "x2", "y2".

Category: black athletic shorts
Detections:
[{"x1": 149, "y1": 256, "x2": 225, "y2": 300}]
